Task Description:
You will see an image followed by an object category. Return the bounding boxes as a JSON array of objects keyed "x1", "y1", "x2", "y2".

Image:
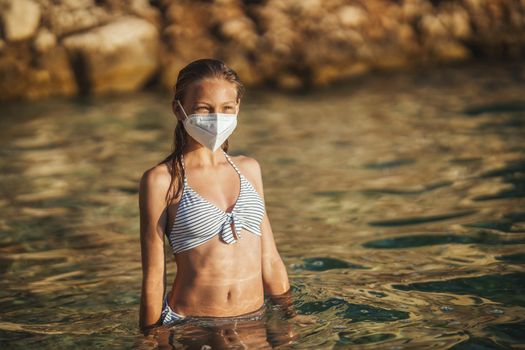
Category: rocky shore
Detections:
[{"x1": 0, "y1": 0, "x2": 524, "y2": 101}]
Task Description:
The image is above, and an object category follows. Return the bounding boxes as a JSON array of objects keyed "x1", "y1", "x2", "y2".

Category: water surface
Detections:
[{"x1": 0, "y1": 61, "x2": 524, "y2": 349}]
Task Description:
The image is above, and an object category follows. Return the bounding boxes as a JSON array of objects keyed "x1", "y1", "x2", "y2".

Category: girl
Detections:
[{"x1": 139, "y1": 58, "x2": 292, "y2": 334}]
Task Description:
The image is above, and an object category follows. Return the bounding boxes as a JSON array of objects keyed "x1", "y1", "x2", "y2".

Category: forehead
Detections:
[{"x1": 185, "y1": 78, "x2": 237, "y2": 103}]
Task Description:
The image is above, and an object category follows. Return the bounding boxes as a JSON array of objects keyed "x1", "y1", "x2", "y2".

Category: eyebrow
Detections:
[{"x1": 193, "y1": 101, "x2": 237, "y2": 106}]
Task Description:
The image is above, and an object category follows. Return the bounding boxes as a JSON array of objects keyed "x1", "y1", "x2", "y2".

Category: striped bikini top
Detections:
[{"x1": 168, "y1": 150, "x2": 266, "y2": 254}]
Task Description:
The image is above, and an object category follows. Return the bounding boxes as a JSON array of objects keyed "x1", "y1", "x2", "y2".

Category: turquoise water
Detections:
[{"x1": 0, "y1": 61, "x2": 524, "y2": 349}]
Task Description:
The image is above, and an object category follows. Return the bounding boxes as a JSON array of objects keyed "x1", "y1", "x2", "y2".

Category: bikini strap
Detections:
[{"x1": 222, "y1": 149, "x2": 241, "y2": 175}]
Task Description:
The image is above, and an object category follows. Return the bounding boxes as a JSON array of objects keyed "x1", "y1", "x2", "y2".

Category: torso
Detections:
[{"x1": 162, "y1": 151, "x2": 265, "y2": 317}]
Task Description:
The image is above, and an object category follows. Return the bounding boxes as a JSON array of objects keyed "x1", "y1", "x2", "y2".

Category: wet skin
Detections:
[{"x1": 139, "y1": 78, "x2": 291, "y2": 334}]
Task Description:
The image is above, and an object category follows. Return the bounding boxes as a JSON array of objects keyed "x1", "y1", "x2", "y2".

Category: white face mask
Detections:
[{"x1": 176, "y1": 99, "x2": 238, "y2": 152}]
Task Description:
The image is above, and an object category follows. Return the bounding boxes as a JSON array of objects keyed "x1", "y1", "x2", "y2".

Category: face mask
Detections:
[{"x1": 176, "y1": 99, "x2": 238, "y2": 152}]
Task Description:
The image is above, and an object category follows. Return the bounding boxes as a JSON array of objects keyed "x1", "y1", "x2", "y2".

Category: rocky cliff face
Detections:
[{"x1": 0, "y1": 0, "x2": 524, "y2": 101}]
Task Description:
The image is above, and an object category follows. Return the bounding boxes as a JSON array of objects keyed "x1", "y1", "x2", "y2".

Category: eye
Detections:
[
  {"x1": 195, "y1": 106, "x2": 209, "y2": 113},
  {"x1": 224, "y1": 106, "x2": 235, "y2": 111}
]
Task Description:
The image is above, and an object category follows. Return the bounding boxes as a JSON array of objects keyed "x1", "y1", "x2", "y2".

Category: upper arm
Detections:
[
  {"x1": 241, "y1": 156, "x2": 280, "y2": 262},
  {"x1": 241, "y1": 156, "x2": 290, "y2": 294},
  {"x1": 138, "y1": 166, "x2": 170, "y2": 329},
  {"x1": 139, "y1": 167, "x2": 169, "y2": 279}
]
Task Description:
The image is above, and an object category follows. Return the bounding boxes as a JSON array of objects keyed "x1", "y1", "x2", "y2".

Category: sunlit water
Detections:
[{"x1": 0, "y1": 61, "x2": 524, "y2": 349}]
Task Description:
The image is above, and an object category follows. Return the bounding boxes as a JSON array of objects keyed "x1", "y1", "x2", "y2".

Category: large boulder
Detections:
[
  {"x1": 42, "y1": 1, "x2": 113, "y2": 38},
  {"x1": 0, "y1": 41, "x2": 77, "y2": 100},
  {"x1": 0, "y1": 0, "x2": 41, "y2": 41},
  {"x1": 62, "y1": 16, "x2": 160, "y2": 94}
]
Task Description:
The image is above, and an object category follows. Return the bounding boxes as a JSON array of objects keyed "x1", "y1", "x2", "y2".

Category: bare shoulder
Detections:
[
  {"x1": 139, "y1": 162, "x2": 172, "y2": 200},
  {"x1": 232, "y1": 154, "x2": 264, "y2": 194},
  {"x1": 233, "y1": 154, "x2": 261, "y2": 174}
]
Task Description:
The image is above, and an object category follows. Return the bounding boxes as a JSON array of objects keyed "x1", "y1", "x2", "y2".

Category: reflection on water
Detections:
[{"x1": 0, "y1": 61, "x2": 524, "y2": 349}]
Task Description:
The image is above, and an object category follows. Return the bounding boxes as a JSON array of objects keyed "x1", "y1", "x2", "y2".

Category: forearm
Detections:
[
  {"x1": 263, "y1": 258, "x2": 296, "y2": 317},
  {"x1": 139, "y1": 280, "x2": 164, "y2": 335},
  {"x1": 140, "y1": 311, "x2": 161, "y2": 336},
  {"x1": 262, "y1": 257, "x2": 290, "y2": 294}
]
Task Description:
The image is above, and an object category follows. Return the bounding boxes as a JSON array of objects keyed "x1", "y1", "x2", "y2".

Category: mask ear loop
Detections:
[{"x1": 176, "y1": 99, "x2": 189, "y2": 122}]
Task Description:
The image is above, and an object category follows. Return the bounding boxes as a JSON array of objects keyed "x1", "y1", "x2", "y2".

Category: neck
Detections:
[{"x1": 182, "y1": 146, "x2": 225, "y2": 167}]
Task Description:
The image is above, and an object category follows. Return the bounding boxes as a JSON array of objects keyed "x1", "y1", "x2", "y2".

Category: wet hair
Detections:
[{"x1": 158, "y1": 58, "x2": 245, "y2": 206}]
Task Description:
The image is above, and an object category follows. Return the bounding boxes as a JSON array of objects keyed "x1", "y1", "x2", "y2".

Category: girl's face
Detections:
[{"x1": 175, "y1": 78, "x2": 240, "y2": 121}]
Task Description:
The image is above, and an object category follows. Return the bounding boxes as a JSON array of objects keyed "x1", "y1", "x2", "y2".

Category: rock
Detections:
[
  {"x1": 448, "y1": 9, "x2": 471, "y2": 39},
  {"x1": 0, "y1": 43, "x2": 77, "y2": 100},
  {"x1": 94, "y1": 0, "x2": 161, "y2": 29},
  {"x1": 44, "y1": 2, "x2": 113, "y2": 38},
  {"x1": 159, "y1": 2, "x2": 219, "y2": 89},
  {"x1": 27, "y1": 46, "x2": 79, "y2": 99},
  {"x1": 0, "y1": 43, "x2": 32, "y2": 100},
  {"x1": 128, "y1": 0, "x2": 162, "y2": 29},
  {"x1": 1, "y1": 0, "x2": 525, "y2": 101},
  {"x1": 431, "y1": 40, "x2": 471, "y2": 61},
  {"x1": 276, "y1": 73, "x2": 303, "y2": 90},
  {"x1": 33, "y1": 27, "x2": 57, "y2": 53},
  {"x1": 62, "y1": 16, "x2": 160, "y2": 94},
  {"x1": 421, "y1": 14, "x2": 449, "y2": 39},
  {"x1": 0, "y1": 0, "x2": 41, "y2": 41},
  {"x1": 313, "y1": 62, "x2": 370, "y2": 86},
  {"x1": 338, "y1": 5, "x2": 367, "y2": 27}
]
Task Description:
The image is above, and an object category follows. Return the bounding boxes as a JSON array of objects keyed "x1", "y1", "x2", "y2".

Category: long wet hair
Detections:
[{"x1": 157, "y1": 58, "x2": 245, "y2": 206}]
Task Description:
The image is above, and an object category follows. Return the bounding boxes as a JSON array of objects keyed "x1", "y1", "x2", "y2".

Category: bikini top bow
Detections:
[{"x1": 220, "y1": 211, "x2": 243, "y2": 243}]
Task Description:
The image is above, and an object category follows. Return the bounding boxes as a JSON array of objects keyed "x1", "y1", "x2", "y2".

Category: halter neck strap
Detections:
[{"x1": 222, "y1": 150, "x2": 241, "y2": 175}]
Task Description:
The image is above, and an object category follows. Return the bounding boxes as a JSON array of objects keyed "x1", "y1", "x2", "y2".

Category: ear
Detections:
[{"x1": 236, "y1": 99, "x2": 241, "y2": 114}]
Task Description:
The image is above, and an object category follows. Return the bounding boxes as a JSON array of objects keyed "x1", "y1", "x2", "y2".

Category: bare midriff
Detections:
[{"x1": 167, "y1": 230, "x2": 265, "y2": 317}]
